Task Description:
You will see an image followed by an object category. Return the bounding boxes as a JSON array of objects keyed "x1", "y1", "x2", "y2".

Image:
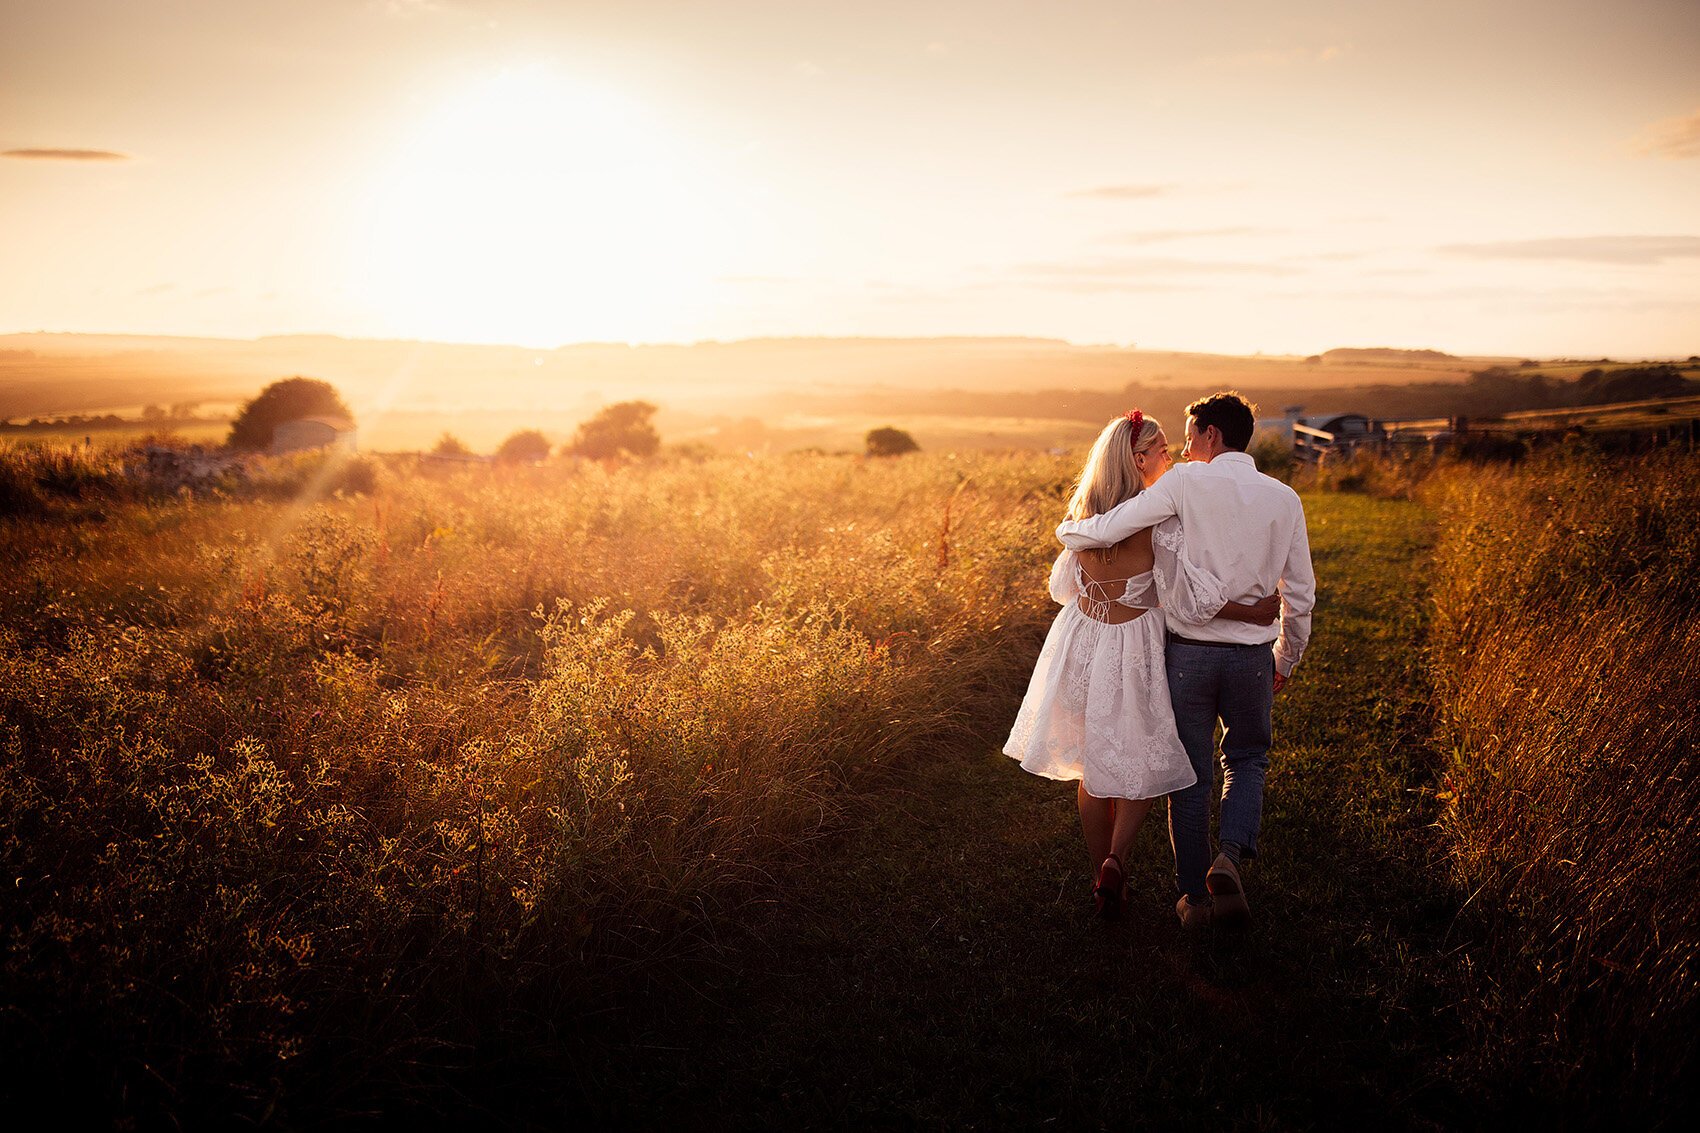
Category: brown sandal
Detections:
[{"x1": 1093, "y1": 853, "x2": 1128, "y2": 919}]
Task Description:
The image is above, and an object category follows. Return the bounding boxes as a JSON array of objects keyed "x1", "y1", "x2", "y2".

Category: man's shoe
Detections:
[
  {"x1": 1206, "y1": 853, "x2": 1251, "y2": 930},
  {"x1": 1175, "y1": 894, "x2": 1213, "y2": 929}
]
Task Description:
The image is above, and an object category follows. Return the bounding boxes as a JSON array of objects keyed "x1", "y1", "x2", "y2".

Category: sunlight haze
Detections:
[{"x1": 2, "y1": 0, "x2": 1696, "y2": 356}]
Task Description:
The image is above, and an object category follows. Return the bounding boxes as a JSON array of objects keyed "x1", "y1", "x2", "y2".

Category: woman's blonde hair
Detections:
[{"x1": 1065, "y1": 413, "x2": 1164, "y2": 521}]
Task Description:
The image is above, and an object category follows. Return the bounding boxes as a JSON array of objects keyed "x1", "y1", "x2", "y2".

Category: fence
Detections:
[{"x1": 1294, "y1": 395, "x2": 1700, "y2": 462}]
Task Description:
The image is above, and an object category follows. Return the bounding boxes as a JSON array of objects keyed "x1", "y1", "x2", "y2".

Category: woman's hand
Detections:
[{"x1": 1217, "y1": 593, "x2": 1281, "y2": 626}]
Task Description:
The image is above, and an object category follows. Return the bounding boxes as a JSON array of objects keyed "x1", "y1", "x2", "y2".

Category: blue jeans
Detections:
[{"x1": 1164, "y1": 639, "x2": 1274, "y2": 900}]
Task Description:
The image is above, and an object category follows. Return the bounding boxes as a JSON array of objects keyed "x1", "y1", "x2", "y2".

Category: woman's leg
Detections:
[
  {"x1": 1077, "y1": 781, "x2": 1115, "y2": 866},
  {"x1": 1109, "y1": 796, "x2": 1154, "y2": 866}
]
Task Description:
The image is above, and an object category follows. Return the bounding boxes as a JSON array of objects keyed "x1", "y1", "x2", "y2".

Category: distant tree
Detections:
[
  {"x1": 865, "y1": 426, "x2": 920, "y2": 457},
  {"x1": 141, "y1": 403, "x2": 167, "y2": 422},
  {"x1": 495, "y1": 429, "x2": 551, "y2": 463},
  {"x1": 431, "y1": 433, "x2": 473, "y2": 458},
  {"x1": 227, "y1": 377, "x2": 351, "y2": 451},
  {"x1": 1579, "y1": 365, "x2": 1690, "y2": 405},
  {"x1": 567, "y1": 401, "x2": 660, "y2": 459}
]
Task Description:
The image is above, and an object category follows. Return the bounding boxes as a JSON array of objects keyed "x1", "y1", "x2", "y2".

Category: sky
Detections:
[{"x1": 2, "y1": 0, "x2": 1697, "y2": 357}]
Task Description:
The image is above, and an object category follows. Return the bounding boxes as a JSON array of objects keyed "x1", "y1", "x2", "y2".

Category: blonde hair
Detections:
[{"x1": 1065, "y1": 414, "x2": 1164, "y2": 521}]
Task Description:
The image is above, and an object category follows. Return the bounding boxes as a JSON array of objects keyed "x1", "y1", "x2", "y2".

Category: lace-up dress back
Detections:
[{"x1": 1003, "y1": 518, "x2": 1206, "y2": 801}]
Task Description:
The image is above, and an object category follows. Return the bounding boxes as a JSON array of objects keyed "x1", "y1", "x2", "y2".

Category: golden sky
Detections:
[{"x1": 3, "y1": 0, "x2": 1697, "y2": 356}]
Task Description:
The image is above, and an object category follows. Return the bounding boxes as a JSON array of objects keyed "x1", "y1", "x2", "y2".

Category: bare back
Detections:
[{"x1": 1074, "y1": 526, "x2": 1155, "y2": 624}]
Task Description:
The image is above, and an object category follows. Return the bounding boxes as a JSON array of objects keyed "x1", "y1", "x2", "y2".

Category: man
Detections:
[{"x1": 1055, "y1": 392, "x2": 1315, "y2": 930}]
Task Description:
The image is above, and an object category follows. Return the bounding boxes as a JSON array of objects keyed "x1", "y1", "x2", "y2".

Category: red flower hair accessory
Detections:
[{"x1": 1125, "y1": 409, "x2": 1144, "y2": 435}]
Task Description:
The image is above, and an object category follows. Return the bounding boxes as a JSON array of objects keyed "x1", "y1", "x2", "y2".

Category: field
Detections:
[{"x1": 1, "y1": 442, "x2": 1695, "y2": 1127}]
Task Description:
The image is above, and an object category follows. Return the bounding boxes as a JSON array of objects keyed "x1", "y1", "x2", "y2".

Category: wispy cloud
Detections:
[
  {"x1": 1634, "y1": 108, "x2": 1700, "y2": 159},
  {"x1": 1439, "y1": 235, "x2": 1700, "y2": 265},
  {"x1": 1111, "y1": 226, "x2": 1272, "y2": 245},
  {"x1": 3, "y1": 148, "x2": 130, "y2": 162},
  {"x1": 1007, "y1": 256, "x2": 1301, "y2": 291},
  {"x1": 716, "y1": 275, "x2": 797, "y2": 286},
  {"x1": 1068, "y1": 184, "x2": 1174, "y2": 201},
  {"x1": 135, "y1": 283, "x2": 177, "y2": 296},
  {"x1": 1037, "y1": 281, "x2": 1208, "y2": 295},
  {"x1": 1203, "y1": 44, "x2": 1349, "y2": 68},
  {"x1": 1017, "y1": 257, "x2": 1298, "y2": 278}
]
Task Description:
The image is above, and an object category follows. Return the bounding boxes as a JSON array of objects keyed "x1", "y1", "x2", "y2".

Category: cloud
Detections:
[
  {"x1": 135, "y1": 283, "x2": 177, "y2": 296},
  {"x1": 3, "y1": 148, "x2": 130, "y2": 162},
  {"x1": 1038, "y1": 281, "x2": 1208, "y2": 295},
  {"x1": 1014, "y1": 256, "x2": 1301, "y2": 279},
  {"x1": 1068, "y1": 184, "x2": 1174, "y2": 200},
  {"x1": 1280, "y1": 250, "x2": 1369, "y2": 263},
  {"x1": 716, "y1": 275, "x2": 796, "y2": 286},
  {"x1": 995, "y1": 256, "x2": 1300, "y2": 293},
  {"x1": 1111, "y1": 226, "x2": 1273, "y2": 245},
  {"x1": 1203, "y1": 44, "x2": 1349, "y2": 68},
  {"x1": 1438, "y1": 235, "x2": 1700, "y2": 265},
  {"x1": 1634, "y1": 109, "x2": 1700, "y2": 159}
]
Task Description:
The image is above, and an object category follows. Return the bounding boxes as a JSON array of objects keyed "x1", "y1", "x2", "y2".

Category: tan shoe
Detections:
[
  {"x1": 1175, "y1": 894, "x2": 1213, "y2": 929},
  {"x1": 1206, "y1": 853, "x2": 1251, "y2": 930}
]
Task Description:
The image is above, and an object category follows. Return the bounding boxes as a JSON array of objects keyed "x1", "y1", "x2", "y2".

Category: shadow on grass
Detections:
[{"x1": 412, "y1": 493, "x2": 1523, "y2": 1129}]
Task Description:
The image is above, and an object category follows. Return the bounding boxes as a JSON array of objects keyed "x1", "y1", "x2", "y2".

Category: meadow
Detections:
[{"x1": 1, "y1": 439, "x2": 1694, "y2": 1127}]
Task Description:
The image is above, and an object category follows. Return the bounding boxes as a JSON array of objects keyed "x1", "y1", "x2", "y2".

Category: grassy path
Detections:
[{"x1": 497, "y1": 494, "x2": 1473, "y2": 1128}]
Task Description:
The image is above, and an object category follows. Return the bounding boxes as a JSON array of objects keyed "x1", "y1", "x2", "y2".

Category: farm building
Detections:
[
  {"x1": 1286, "y1": 411, "x2": 1388, "y2": 462},
  {"x1": 270, "y1": 416, "x2": 357, "y2": 455},
  {"x1": 1254, "y1": 406, "x2": 1309, "y2": 442}
]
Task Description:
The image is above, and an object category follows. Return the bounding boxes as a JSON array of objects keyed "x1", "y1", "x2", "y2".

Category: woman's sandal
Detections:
[{"x1": 1093, "y1": 853, "x2": 1128, "y2": 919}]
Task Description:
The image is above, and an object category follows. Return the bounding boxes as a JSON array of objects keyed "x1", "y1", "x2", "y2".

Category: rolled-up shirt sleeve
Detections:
[
  {"x1": 1273, "y1": 503, "x2": 1316, "y2": 677},
  {"x1": 1056, "y1": 479, "x2": 1178, "y2": 550}
]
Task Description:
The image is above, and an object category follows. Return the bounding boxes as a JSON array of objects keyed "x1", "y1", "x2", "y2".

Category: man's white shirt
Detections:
[{"x1": 1054, "y1": 452, "x2": 1315, "y2": 676}]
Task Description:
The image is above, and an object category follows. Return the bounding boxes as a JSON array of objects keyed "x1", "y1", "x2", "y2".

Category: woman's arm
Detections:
[{"x1": 1047, "y1": 549, "x2": 1082, "y2": 606}]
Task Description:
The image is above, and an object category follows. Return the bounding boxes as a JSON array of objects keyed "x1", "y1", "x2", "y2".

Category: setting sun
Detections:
[{"x1": 353, "y1": 67, "x2": 728, "y2": 345}]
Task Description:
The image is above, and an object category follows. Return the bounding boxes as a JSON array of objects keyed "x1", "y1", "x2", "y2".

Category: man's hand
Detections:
[
  {"x1": 1273, "y1": 667, "x2": 1288, "y2": 694},
  {"x1": 1215, "y1": 593, "x2": 1281, "y2": 625},
  {"x1": 1244, "y1": 594, "x2": 1280, "y2": 626}
]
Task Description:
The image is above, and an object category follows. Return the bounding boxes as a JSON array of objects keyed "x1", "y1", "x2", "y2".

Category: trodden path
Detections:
[{"x1": 497, "y1": 494, "x2": 1485, "y2": 1129}]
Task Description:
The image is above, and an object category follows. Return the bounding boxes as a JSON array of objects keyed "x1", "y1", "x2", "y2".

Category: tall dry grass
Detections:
[
  {"x1": 1427, "y1": 449, "x2": 1700, "y2": 1100},
  {"x1": 0, "y1": 445, "x2": 1069, "y2": 1122}
]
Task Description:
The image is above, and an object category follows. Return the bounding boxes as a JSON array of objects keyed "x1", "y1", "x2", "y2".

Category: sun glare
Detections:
[{"x1": 355, "y1": 68, "x2": 725, "y2": 345}]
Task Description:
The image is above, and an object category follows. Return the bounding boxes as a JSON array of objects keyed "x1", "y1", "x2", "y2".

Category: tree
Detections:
[
  {"x1": 865, "y1": 426, "x2": 919, "y2": 457},
  {"x1": 495, "y1": 429, "x2": 551, "y2": 463},
  {"x1": 227, "y1": 377, "x2": 351, "y2": 451},
  {"x1": 431, "y1": 433, "x2": 473, "y2": 458},
  {"x1": 567, "y1": 401, "x2": 660, "y2": 459}
]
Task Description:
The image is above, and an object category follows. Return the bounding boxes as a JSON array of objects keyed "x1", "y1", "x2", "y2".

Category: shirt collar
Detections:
[{"x1": 1211, "y1": 452, "x2": 1256, "y2": 469}]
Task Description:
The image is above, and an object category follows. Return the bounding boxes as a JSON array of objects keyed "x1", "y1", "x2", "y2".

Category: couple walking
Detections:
[{"x1": 1004, "y1": 392, "x2": 1315, "y2": 929}]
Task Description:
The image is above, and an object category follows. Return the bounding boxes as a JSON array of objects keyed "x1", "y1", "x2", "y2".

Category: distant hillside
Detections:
[
  {"x1": 1321, "y1": 347, "x2": 1458, "y2": 364},
  {"x1": 766, "y1": 364, "x2": 1700, "y2": 437},
  {"x1": 0, "y1": 332, "x2": 1483, "y2": 420}
]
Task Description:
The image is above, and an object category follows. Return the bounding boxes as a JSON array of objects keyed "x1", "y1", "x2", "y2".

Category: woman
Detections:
[{"x1": 1003, "y1": 411, "x2": 1277, "y2": 918}]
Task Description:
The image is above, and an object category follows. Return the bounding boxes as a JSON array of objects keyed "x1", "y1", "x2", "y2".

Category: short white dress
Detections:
[{"x1": 1003, "y1": 518, "x2": 1226, "y2": 800}]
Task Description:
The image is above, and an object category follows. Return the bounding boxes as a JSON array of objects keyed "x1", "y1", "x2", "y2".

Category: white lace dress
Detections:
[{"x1": 1003, "y1": 518, "x2": 1225, "y2": 800}]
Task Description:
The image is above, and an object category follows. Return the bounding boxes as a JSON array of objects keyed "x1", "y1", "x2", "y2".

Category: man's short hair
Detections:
[{"x1": 1186, "y1": 391, "x2": 1257, "y2": 451}]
